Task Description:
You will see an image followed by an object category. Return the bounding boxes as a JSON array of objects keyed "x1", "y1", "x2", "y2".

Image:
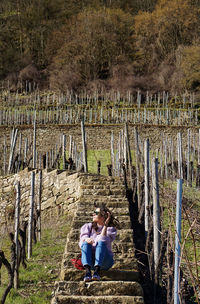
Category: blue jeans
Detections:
[{"x1": 81, "y1": 241, "x2": 114, "y2": 270}]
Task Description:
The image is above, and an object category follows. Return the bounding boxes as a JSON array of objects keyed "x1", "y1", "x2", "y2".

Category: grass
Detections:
[
  {"x1": 0, "y1": 216, "x2": 70, "y2": 304},
  {"x1": 87, "y1": 149, "x2": 111, "y2": 176},
  {"x1": 161, "y1": 179, "x2": 200, "y2": 287}
]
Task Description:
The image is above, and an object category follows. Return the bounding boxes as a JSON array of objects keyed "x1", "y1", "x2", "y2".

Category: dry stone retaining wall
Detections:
[{"x1": 0, "y1": 169, "x2": 82, "y2": 229}]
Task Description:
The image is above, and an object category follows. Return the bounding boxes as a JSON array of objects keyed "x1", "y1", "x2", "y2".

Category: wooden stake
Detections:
[
  {"x1": 81, "y1": 119, "x2": 88, "y2": 172},
  {"x1": 37, "y1": 170, "x2": 42, "y2": 241},
  {"x1": 14, "y1": 181, "x2": 20, "y2": 289},
  {"x1": 134, "y1": 127, "x2": 141, "y2": 209},
  {"x1": 177, "y1": 133, "x2": 183, "y2": 179},
  {"x1": 32, "y1": 112, "x2": 36, "y2": 168},
  {"x1": 111, "y1": 132, "x2": 115, "y2": 176},
  {"x1": 144, "y1": 139, "x2": 150, "y2": 239},
  {"x1": 62, "y1": 135, "x2": 66, "y2": 169},
  {"x1": 28, "y1": 171, "x2": 35, "y2": 259},
  {"x1": 8, "y1": 128, "x2": 18, "y2": 173},
  {"x1": 187, "y1": 129, "x2": 191, "y2": 186},
  {"x1": 125, "y1": 123, "x2": 133, "y2": 189},
  {"x1": 152, "y1": 158, "x2": 160, "y2": 270}
]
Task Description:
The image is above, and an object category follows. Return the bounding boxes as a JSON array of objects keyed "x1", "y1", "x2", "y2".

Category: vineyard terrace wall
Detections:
[
  {"x1": 0, "y1": 169, "x2": 83, "y2": 230},
  {"x1": 0, "y1": 124, "x2": 195, "y2": 157}
]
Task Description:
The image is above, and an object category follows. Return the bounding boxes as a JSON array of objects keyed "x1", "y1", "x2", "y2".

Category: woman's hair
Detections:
[{"x1": 92, "y1": 204, "x2": 119, "y2": 231}]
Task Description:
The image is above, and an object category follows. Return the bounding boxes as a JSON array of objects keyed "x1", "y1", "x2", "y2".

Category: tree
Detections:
[
  {"x1": 48, "y1": 8, "x2": 135, "y2": 90},
  {"x1": 180, "y1": 45, "x2": 200, "y2": 90},
  {"x1": 134, "y1": 0, "x2": 200, "y2": 73}
]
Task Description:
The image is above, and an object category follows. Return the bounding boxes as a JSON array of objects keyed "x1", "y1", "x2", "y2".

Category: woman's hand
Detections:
[
  {"x1": 85, "y1": 238, "x2": 94, "y2": 244},
  {"x1": 104, "y1": 211, "x2": 111, "y2": 226}
]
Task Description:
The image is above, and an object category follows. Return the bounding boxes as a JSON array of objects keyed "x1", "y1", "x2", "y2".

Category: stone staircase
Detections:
[{"x1": 51, "y1": 173, "x2": 144, "y2": 304}]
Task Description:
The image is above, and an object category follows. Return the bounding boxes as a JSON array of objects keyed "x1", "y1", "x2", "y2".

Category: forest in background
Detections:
[{"x1": 1, "y1": 0, "x2": 200, "y2": 93}]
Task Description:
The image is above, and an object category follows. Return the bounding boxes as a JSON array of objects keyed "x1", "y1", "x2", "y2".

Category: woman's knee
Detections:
[
  {"x1": 81, "y1": 242, "x2": 92, "y2": 248},
  {"x1": 96, "y1": 241, "x2": 106, "y2": 247}
]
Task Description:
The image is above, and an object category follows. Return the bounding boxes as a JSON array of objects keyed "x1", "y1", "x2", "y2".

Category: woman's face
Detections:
[{"x1": 93, "y1": 208, "x2": 104, "y2": 225}]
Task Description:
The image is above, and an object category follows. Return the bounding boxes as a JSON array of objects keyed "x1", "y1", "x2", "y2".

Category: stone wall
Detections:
[
  {"x1": 0, "y1": 168, "x2": 84, "y2": 230},
  {"x1": 0, "y1": 124, "x2": 195, "y2": 154}
]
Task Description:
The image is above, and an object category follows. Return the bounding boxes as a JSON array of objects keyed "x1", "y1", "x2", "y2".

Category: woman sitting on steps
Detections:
[{"x1": 79, "y1": 204, "x2": 119, "y2": 282}]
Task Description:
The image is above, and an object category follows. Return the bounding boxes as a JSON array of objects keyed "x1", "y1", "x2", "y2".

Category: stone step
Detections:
[
  {"x1": 63, "y1": 250, "x2": 135, "y2": 259},
  {"x1": 67, "y1": 229, "x2": 133, "y2": 243},
  {"x1": 72, "y1": 214, "x2": 130, "y2": 223},
  {"x1": 53, "y1": 281, "x2": 143, "y2": 297},
  {"x1": 80, "y1": 188, "x2": 126, "y2": 196},
  {"x1": 78, "y1": 174, "x2": 124, "y2": 184},
  {"x1": 60, "y1": 268, "x2": 140, "y2": 282},
  {"x1": 62, "y1": 253, "x2": 138, "y2": 270},
  {"x1": 74, "y1": 208, "x2": 130, "y2": 217},
  {"x1": 51, "y1": 295, "x2": 144, "y2": 304},
  {"x1": 80, "y1": 183, "x2": 126, "y2": 192},
  {"x1": 71, "y1": 220, "x2": 132, "y2": 230},
  {"x1": 77, "y1": 199, "x2": 129, "y2": 207},
  {"x1": 65, "y1": 241, "x2": 134, "y2": 254},
  {"x1": 81, "y1": 193, "x2": 126, "y2": 200}
]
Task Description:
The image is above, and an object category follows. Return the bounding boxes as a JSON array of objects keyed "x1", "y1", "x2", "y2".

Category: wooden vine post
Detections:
[
  {"x1": 144, "y1": 139, "x2": 150, "y2": 239},
  {"x1": 174, "y1": 179, "x2": 183, "y2": 304},
  {"x1": 62, "y1": 135, "x2": 66, "y2": 170},
  {"x1": 37, "y1": 170, "x2": 42, "y2": 241},
  {"x1": 32, "y1": 112, "x2": 36, "y2": 168},
  {"x1": 111, "y1": 132, "x2": 115, "y2": 176},
  {"x1": 28, "y1": 171, "x2": 35, "y2": 259},
  {"x1": 8, "y1": 128, "x2": 18, "y2": 173},
  {"x1": 152, "y1": 158, "x2": 160, "y2": 271},
  {"x1": 198, "y1": 129, "x2": 200, "y2": 165},
  {"x1": 134, "y1": 127, "x2": 141, "y2": 209},
  {"x1": 14, "y1": 181, "x2": 20, "y2": 289},
  {"x1": 81, "y1": 119, "x2": 88, "y2": 172},
  {"x1": 125, "y1": 123, "x2": 133, "y2": 189},
  {"x1": 177, "y1": 133, "x2": 183, "y2": 179},
  {"x1": 187, "y1": 129, "x2": 191, "y2": 186}
]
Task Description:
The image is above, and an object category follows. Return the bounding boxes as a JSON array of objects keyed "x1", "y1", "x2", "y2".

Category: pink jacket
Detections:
[{"x1": 79, "y1": 223, "x2": 117, "y2": 256}]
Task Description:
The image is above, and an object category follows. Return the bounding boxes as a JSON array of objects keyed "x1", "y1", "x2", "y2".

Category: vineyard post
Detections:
[
  {"x1": 62, "y1": 134, "x2": 66, "y2": 169},
  {"x1": 3, "y1": 136, "x2": 6, "y2": 175},
  {"x1": 17, "y1": 133, "x2": 22, "y2": 173},
  {"x1": 28, "y1": 171, "x2": 35, "y2": 259},
  {"x1": 164, "y1": 138, "x2": 168, "y2": 179},
  {"x1": 125, "y1": 123, "x2": 133, "y2": 189},
  {"x1": 123, "y1": 128, "x2": 127, "y2": 168},
  {"x1": 46, "y1": 152, "x2": 49, "y2": 169},
  {"x1": 8, "y1": 128, "x2": 18, "y2": 173},
  {"x1": 39, "y1": 153, "x2": 42, "y2": 169},
  {"x1": 177, "y1": 133, "x2": 183, "y2": 179},
  {"x1": 116, "y1": 132, "x2": 121, "y2": 176},
  {"x1": 32, "y1": 112, "x2": 36, "y2": 168},
  {"x1": 198, "y1": 129, "x2": 200, "y2": 165},
  {"x1": 192, "y1": 134, "x2": 195, "y2": 183},
  {"x1": 81, "y1": 119, "x2": 88, "y2": 172},
  {"x1": 111, "y1": 131, "x2": 115, "y2": 176},
  {"x1": 69, "y1": 135, "x2": 72, "y2": 158},
  {"x1": 49, "y1": 150, "x2": 52, "y2": 168},
  {"x1": 37, "y1": 170, "x2": 42, "y2": 241},
  {"x1": 134, "y1": 127, "x2": 141, "y2": 209},
  {"x1": 14, "y1": 181, "x2": 20, "y2": 289},
  {"x1": 170, "y1": 137, "x2": 174, "y2": 179},
  {"x1": 187, "y1": 129, "x2": 191, "y2": 186},
  {"x1": 174, "y1": 179, "x2": 183, "y2": 304},
  {"x1": 152, "y1": 158, "x2": 160, "y2": 270},
  {"x1": 144, "y1": 138, "x2": 150, "y2": 239}
]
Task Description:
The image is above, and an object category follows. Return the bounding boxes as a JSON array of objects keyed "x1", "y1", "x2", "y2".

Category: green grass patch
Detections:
[
  {"x1": 161, "y1": 180, "x2": 200, "y2": 282},
  {"x1": 87, "y1": 150, "x2": 111, "y2": 175},
  {"x1": 0, "y1": 217, "x2": 70, "y2": 303}
]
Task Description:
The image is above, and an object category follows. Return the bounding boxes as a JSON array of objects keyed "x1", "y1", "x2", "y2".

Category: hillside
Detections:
[{"x1": 1, "y1": 0, "x2": 200, "y2": 93}]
